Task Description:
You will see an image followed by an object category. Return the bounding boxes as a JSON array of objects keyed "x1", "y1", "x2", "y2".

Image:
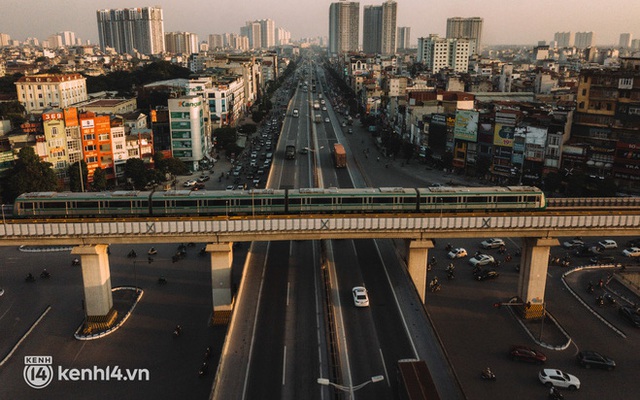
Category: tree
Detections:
[
  {"x1": 124, "y1": 158, "x2": 148, "y2": 190},
  {"x1": 1, "y1": 147, "x2": 59, "y2": 203},
  {"x1": 92, "y1": 167, "x2": 108, "y2": 191},
  {"x1": 163, "y1": 157, "x2": 188, "y2": 176},
  {"x1": 542, "y1": 171, "x2": 562, "y2": 194},
  {"x1": 68, "y1": 160, "x2": 88, "y2": 192}
]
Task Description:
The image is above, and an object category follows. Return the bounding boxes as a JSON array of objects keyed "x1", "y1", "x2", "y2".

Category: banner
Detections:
[
  {"x1": 454, "y1": 110, "x2": 479, "y2": 142},
  {"x1": 494, "y1": 123, "x2": 515, "y2": 147}
]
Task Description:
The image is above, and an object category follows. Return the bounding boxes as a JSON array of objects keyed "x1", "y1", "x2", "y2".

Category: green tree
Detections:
[
  {"x1": 91, "y1": 167, "x2": 108, "y2": 191},
  {"x1": 2, "y1": 147, "x2": 59, "y2": 203},
  {"x1": 543, "y1": 171, "x2": 563, "y2": 194},
  {"x1": 124, "y1": 158, "x2": 148, "y2": 190},
  {"x1": 68, "y1": 160, "x2": 88, "y2": 192},
  {"x1": 163, "y1": 157, "x2": 188, "y2": 176}
]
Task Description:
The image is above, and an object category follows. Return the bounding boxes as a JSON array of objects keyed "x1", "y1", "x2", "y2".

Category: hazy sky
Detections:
[{"x1": 2, "y1": 0, "x2": 640, "y2": 46}]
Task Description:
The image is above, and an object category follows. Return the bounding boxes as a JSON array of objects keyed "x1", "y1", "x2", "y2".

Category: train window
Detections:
[
  {"x1": 175, "y1": 199, "x2": 198, "y2": 208},
  {"x1": 109, "y1": 200, "x2": 133, "y2": 208},
  {"x1": 466, "y1": 196, "x2": 488, "y2": 203},
  {"x1": 237, "y1": 198, "x2": 253, "y2": 207},
  {"x1": 401, "y1": 196, "x2": 418, "y2": 204},
  {"x1": 498, "y1": 196, "x2": 518, "y2": 203},
  {"x1": 341, "y1": 197, "x2": 362, "y2": 204},
  {"x1": 42, "y1": 201, "x2": 67, "y2": 209},
  {"x1": 271, "y1": 198, "x2": 285, "y2": 206},
  {"x1": 310, "y1": 197, "x2": 332, "y2": 205},
  {"x1": 441, "y1": 197, "x2": 458, "y2": 204},
  {"x1": 207, "y1": 199, "x2": 228, "y2": 207},
  {"x1": 371, "y1": 197, "x2": 394, "y2": 204},
  {"x1": 152, "y1": 201, "x2": 166, "y2": 208},
  {"x1": 77, "y1": 201, "x2": 99, "y2": 209},
  {"x1": 526, "y1": 195, "x2": 539, "y2": 203}
]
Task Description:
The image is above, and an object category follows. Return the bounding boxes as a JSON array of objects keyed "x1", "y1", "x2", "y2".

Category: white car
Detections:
[
  {"x1": 448, "y1": 248, "x2": 468, "y2": 259},
  {"x1": 324, "y1": 117, "x2": 330, "y2": 123},
  {"x1": 538, "y1": 369, "x2": 580, "y2": 390},
  {"x1": 469, "y1": 254, "x2": 495, "y2": 266},
  {"x1": 597, "y1": 239, "x2": 617, "y2": 249},
  {"x1": 352, "y1": 286, "x2": 369, "y2": 307},
  {"x1": 622, "y1": 247, "x2": 640, "y2": 257},
  {"x1": 480, "y1": 238, "x2": 505, "y2": 249},
  {"x1": 183, "y1": 179, "x2": 197, "y2": 187}
]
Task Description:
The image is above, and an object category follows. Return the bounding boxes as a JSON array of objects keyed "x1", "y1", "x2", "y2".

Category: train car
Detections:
[
  {"x1": 287, "y1": 187, "x2": 418, "y2": 214},
  {"x1": 13, "y1": 191, "x2": 152, "y2": 218},
  {"x1": 150, "y1": 189, "x2": 287, "y2": 216},
  {"x1": 417, "y1": 186, "x2": 545, "y2": 212}
]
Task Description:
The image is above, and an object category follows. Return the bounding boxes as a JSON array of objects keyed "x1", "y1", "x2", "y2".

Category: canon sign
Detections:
[{"x1": 178, "y1": 100, "x2": 202, "y2": 108}]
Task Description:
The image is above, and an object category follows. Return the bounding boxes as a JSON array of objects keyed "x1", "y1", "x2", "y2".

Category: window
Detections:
[
  {"x1": 84, "y1": 145, "x2": 96, "y2": 152},
  {"x1": 98, "y1": 133, "x2": 110, "y2": 141},
  {"x1": 86, "y1": 156, "x2": 97, "y2": 163}
]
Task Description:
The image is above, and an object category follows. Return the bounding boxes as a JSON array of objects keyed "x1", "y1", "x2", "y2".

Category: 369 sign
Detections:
[{"x1": 23, "y1": 356, "x2": 54, "y2": 389}]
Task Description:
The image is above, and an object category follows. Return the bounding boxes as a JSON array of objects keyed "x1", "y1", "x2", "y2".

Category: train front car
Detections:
[
  {"x1": 416, "y1": 186, "x2": 546, "y2": 213},
  {"x1": 13, "y1": 191, "x2": 153, "y2": 218}
]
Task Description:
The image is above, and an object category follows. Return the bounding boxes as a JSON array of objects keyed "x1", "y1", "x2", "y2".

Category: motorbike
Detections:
[
  {"x1": 199, "y1": 247, "x2": 207, "y2": 256},
  {"x1": 504, "y1": 254, "x2": 512, "y2": 263},
  {"x1": 148, "y1": 247, "x2": 157, "y2": 255},
  {"x1": 586, "y1": 283, "x2": 595, "y2": 294},
  {"x1": 173, "y1": 325, "x2": 182, "y2": 338},
  {"x1": 127, "y1": 250, "x2": 137, "y2": 258},
  {"x1": 40, "y1": 270, "x2": 50, "y2": 279},
  {"x1": 429, "y1": 278, "x2": 441, "y2": 292},
  {"x1": 204, "y1": 346, "x2": 212, "y2": 359},
  {"x1": 595, "y1": 296, "x2": 604, "y2": 307},
  {"x1": 198, "y1": 362, "x2": 209, "y2": 377},
  {"x1": 158, "y1": 277, "x2": 167, "y2": 285},
  {"x1": 549, "y1": 387, "x2": 564, "y2": 400},
  {"x1": 481, "y1": 368, "x2": 496, "y2": 381},
  {"x1": 446, "y1": 270, "x2": 455, "y2": 280},
  {"x1": 25, "y1": 273, "x2": 36, "y2": 283},
  {"x1": 603, "y1": 293, "x2": 616, "y2": 305},
  {"x1": 445, "y1": 243, "x2": 452, "y2": 252},
  {"x1": 72, "y1": 258, "x2": 81, "y2": 266}
]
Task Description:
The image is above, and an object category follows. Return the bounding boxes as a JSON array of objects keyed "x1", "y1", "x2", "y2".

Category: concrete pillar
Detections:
[
  {"x1": 407, "y1": 240, "x2": 435, "y2": 303},
  {"x1": 207, "y1": 243, "x2": 233, "y2": 325},
  {"x1": 517, "y1": 238, "x2": 559, "y2": 319},
  {"x1": 72, "y1": 244, "x2": 117, "y2": 332}
]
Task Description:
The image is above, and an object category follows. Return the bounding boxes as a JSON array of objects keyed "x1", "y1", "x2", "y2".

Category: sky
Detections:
[{"x1": 2, "y1": 0, "x2": 640, "y2": 46}]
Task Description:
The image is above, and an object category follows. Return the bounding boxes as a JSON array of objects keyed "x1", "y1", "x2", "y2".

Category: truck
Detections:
[
  {"x1": 396, "y1": 359, "x2": 440, "y2": 400},
  {"x1": 314, "y1": 114, "x2": 323, "y2": 123},
  {"x1": 333, "y1": 143, "x2": 346, "y2": 168},
  {"x1": 285, "y1": 144, "x2": 296, "y2": 159}
]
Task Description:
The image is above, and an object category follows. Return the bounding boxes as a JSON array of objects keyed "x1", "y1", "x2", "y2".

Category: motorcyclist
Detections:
[{"x1": 446, "y1": 263, "x2": 455, "y2": 272}]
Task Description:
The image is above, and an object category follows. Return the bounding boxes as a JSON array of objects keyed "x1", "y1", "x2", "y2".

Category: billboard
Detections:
[
  {"x1": 494, "y1": 123, "x2": 515, "y2": 147},
  {"x1": 454, "y1": 110, "x2": 479, "y2": 142}
]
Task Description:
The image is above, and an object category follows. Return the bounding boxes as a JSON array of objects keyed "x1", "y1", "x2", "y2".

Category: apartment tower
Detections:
[{"x1": 329, "y1": 1, "x2": 360, "y2": 54}]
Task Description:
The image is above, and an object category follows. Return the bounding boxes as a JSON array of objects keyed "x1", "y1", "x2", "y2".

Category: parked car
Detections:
[
  {"x1": 597, "y1": 239, "x2": 618, "y2": 249},
  {"x1": 510, "y1": 345, "x2": 547, "y2": 364},
  {"x1": 576, "y1": 351, "x2": 616, "y2": 370},
  {"x1": 474, "y1": 269, "x2": 499, "y2": 281},
  {"x1": 619, "y1": 306, "x2": 640, "y2": 327},
  {"x1": 480, "y1": 238, "x2": 505, "y2": 249},
  {"x1": 197, "y1": 175, "x2": 210, "y2": 182},
  {"x1": 352, "y1": 286, "x2": 369, "y2": 307},
  {"x1": 447, "y1": 248, "x2": 468, "y2": 259},
  {"x1": 622, "y1": 247, "x2": 640, "y2": 257},
  {"x1": 538, "y1": 369, "x2": 580, "y2": 390},
  {"x1": 563, "y1": 239, "x2": 585, "y2": 249},
  {"x1": 225, "y1": 185, "x2": 235, "y2": 191},
  {"x1": 469, "y1": 254, "x2": 495, "y2": 266}
]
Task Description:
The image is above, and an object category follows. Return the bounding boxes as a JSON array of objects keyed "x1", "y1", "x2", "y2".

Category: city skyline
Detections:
[{"x1": 1, "y1": 0, "x2": 640, "y2": 47}]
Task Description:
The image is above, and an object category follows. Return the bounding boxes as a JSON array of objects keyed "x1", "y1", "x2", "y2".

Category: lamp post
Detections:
[{"x1": 317, "y1": 375, "x2": 384, "y2": 400}]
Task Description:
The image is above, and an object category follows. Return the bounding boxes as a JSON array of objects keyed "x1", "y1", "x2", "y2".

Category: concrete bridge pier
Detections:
[
  {"x1": 407, "y1": 240, "x2": 435, "y2": 303},
  {"x1": 517, "y1": 237, "x2": 559, "y2": 319},
  {"x1": 207, "y1": 243, "x2": 234, "y2": 325},
  {"x1": 71, "y1": 244, "x2": 117, "y2": 333}
]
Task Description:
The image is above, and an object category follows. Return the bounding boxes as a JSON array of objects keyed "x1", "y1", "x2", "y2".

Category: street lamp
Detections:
[{"x1": 317, "y1": 375, "x2": 384, "y2": 399}]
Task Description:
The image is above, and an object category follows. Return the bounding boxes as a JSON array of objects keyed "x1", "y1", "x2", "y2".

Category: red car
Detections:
[{"x1": 510, "y1": 345, "x2": 547, "y2": 364}]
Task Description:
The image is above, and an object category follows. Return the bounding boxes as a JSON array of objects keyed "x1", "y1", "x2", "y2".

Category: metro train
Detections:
[{"x1": 12, "y1": 186, "x2": 546, "y2": 219}]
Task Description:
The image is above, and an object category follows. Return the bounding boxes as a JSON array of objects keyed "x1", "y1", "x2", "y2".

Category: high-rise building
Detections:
[
  {"x1": 259, "y1": 19, "x2": 275, "y2": 48},
  {"x1": 276, "y1": 28, "x2": 291, "y2": 45},
  {"x1": 632, "y1": 39, "x2": 640, "y2": 51},
  {"x1": 554, "y1": 32, "x2": 574, "y2": 48},
  {"x1": 575, "y1": 32, "x2": 595, "y2": 49},
  {"x1": 397, "y1": 26, "x2": 411, "y2": 50},
  {"x1": 168, "y1": 96, "x2": 206, "y2": 171},
  {"x1": 380, "y1": 0, "x2": 397, "y2": 55},
  {"x1": 96, "y1": 6, "x2": 165, "y2": 55},
  {"x1": 446, "y1": 17, "x2": 483, "y2": 54},
  {"x1": 362, "y1": 1, "x2": 396, "y2": 55},
  {"x1": 59, "y1": 31, "x2": 76, "y2": 47},
  {"x1": 241, "y1": 21, "x2": 262, "y2": 49},
  {"x1": 165, "y1": 32, "x2": 199, "y2": 54},
  {"x1": 619, "y1": 33, "x2": 632, "y2": 48},
  {"x1": 209, "y1": 34, "x2": 225, "y2": 50},
  {"x1": 417, "y1": 34, "x2": 470, "y2": 73},
  {"x1": 46, "y1": 34, "x2": 63, "y2": 49},
  {"x1": 329, "y1": 1, "x2": 359, "y2": 54},
  {"x1": 0, "y1": 33, "x2": 11, "y2": 47},
  {"x1": 363, "y1": 5, "x2": 382, "y2": 54}
]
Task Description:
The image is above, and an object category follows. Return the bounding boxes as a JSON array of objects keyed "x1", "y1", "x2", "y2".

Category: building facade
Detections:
[
  {"x1": 165, "y1": 32, "x2": 199, "y2": 54},
  {"x1": 15, "y1": 73, "x2": 88, "y2": 114},
  {"x1": 417, "y1": 35, "x2": 470, "y2": 73},
  {"x1": 363, "y1": 5, "x2": 382, "y2": 54},
  {"x1": 96, "y1": 6, "x2": 165, "y2": 55},
  {"x1": 168, "y1": 96, "x2": 207, "y2": 171},
  {"x1": 397, "y1": 26, "x2": 411, "y2": 50}
]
